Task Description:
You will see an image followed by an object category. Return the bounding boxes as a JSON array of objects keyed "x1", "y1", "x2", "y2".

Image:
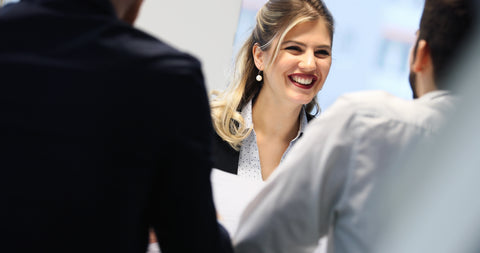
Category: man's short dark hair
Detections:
[{"x1": 418, "y1": 0, "x2": 476, "y2": 88}]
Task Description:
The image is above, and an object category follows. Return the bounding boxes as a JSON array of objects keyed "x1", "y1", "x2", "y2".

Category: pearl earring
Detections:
[{"x1": 256, "y1": 71, "x2": 263, "y2": 82}]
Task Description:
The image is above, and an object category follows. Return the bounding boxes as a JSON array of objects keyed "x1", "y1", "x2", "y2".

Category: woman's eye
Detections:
[
  {"x1": 316, "y1": 50, "x2": 330, "y2": 56},
  {"x1": 285, "y1": 46, "x2": 302, "y2": 52}
]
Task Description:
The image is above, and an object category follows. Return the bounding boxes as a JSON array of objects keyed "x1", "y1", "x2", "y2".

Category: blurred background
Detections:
[{"x1": 1, "y1": 0, "x2": 423, "y2": 111}]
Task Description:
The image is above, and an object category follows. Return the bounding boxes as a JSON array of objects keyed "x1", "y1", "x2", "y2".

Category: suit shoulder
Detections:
[
  {"x1": 110, "y1": 26, "x2": 202, "y2": 73},
  {"x1": 146, "y1": 38, "x2": 201, "y2": 70}
]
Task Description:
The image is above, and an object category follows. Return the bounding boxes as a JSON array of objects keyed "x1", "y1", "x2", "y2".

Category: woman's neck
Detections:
[{"x1": 251, "y1": 91, "x2": 303, "y2": 142}]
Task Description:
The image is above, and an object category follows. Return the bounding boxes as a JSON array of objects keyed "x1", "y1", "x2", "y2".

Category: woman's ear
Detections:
[
  {"x1": 412, "y1": 39, "x2": 432, "y2": 73},
  {"x1": 252, "y1": 43, "x2": 265, "y2": 71}
]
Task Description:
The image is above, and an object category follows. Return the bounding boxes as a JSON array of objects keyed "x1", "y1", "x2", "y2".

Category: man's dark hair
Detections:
[{"x1": 417, "y1": 0, "x2": 476, "y2": 88}]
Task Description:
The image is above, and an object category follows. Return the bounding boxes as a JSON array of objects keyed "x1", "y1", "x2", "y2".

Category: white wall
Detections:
[{"x1": 135, "y1": 1, "x2": 242, "y2": 92}]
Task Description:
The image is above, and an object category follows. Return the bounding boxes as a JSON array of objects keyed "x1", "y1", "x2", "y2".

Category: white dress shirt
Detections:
[
  {"x1": 237, "y1": 100, "x2": 308, "y2": 181},
  {"x1": 233, "y1": 90, "x2": 455, "y2": 253}
]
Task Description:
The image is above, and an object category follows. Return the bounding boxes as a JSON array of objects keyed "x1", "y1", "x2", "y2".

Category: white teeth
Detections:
[{"x1": 291, "y1": 76, "x2": 313, "y2": 85}]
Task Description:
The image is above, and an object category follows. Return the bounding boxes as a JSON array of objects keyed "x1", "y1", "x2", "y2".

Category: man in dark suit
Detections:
[{"x1": 0, "y1": 0, "x2": 232, "y2": 252}]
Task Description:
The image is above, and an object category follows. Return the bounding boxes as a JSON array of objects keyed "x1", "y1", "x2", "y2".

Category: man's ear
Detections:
[
  {"x1": 252, "y1": 43, "x2": 265, "y2": 71},
  {"x1": 113, "y1": 0, "x2": 143, "y2": 25},
  {"x1": 412, "y1": 39, "x2": 432, "y2": 73}
]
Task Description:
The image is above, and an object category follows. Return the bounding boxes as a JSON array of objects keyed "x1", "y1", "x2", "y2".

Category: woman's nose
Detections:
[{"x1": 298, "y1": 52, "x2": 316, "y2": 71}]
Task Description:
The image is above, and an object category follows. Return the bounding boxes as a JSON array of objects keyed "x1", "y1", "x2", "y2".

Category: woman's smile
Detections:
[{"x1": 288, "y1": 73, "x2": 318, "y2": 89}]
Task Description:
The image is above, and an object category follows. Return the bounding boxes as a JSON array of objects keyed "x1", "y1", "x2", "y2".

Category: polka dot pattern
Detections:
[{"x1": 237, "y1": 100, "x2": 309, "y2": 182}]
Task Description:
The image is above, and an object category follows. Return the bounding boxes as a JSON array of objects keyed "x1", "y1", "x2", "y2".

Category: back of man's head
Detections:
[{"x1": 418, "y1": 0, "x2": 477, "y2": 88}]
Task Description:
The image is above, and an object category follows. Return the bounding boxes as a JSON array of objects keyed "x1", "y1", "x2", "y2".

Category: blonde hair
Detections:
[{"x1": 211, "y1": 0, "x2": 334, "y2": 150}]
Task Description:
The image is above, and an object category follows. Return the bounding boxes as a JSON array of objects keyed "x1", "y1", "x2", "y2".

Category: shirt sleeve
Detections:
[{"x1": 233, "y1": 98, "x2": 356, "y2": 253}]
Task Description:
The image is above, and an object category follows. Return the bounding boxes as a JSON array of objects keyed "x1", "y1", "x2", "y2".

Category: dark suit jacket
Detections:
[
  {"x1": 212, "y1": 113, "x2": 314, "y2": 174},
  {"x1": 0, "y1": 1, "x2": 232, "y2": 252},
  {"x1": 212, "y1": 132, "x2": 240, "y2": 174}
]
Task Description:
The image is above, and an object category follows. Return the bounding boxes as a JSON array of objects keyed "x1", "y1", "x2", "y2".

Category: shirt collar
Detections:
[
  {"x1": 417, "y1": 90, "x2": 455, "y2": 106},
  {"x1": 241, "y1": 100, "x2": 254, "y2": 129},
  {"x1": 416, "y1": 90, "x2": 457, "y2": 114},
  {"x1": 419, "y1": 90, "x2": 452, "y2": 101},
  {"x1": 297, "y1": 106, "x2": 308, "y2": 138}
]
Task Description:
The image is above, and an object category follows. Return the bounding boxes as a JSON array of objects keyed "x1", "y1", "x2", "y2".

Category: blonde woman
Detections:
[{"x1": 211, "y1": 0, "x2": 334, "y2": 181}]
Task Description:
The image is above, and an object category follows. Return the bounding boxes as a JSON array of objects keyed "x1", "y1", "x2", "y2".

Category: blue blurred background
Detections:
[{"x1": 234, "y1": 0, "x2": 424, "y2": 111}]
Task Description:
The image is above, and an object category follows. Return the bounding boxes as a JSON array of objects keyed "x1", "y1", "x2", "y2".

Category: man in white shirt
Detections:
[{"x1": 233, "y1": 0, "x2": 477, "y2": 253}]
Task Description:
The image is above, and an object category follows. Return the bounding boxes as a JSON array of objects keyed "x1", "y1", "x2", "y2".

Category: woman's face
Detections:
[{"x1": 255, "y1": 19, "x2": 332, "y2": 107}]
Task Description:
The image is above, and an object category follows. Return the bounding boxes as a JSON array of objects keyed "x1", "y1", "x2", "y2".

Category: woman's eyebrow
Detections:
[{"x1": 282, "y1": 40, "x2": 331, "y2": 49}]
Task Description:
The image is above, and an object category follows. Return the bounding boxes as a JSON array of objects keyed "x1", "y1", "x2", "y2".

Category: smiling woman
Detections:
[
  {"x1": 252, "y1": 19, "x2": 332, "y2": 107},
  {"x1": 210, "y1": 0, "x2": 334, "y2": 181}
]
